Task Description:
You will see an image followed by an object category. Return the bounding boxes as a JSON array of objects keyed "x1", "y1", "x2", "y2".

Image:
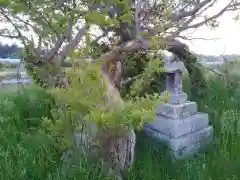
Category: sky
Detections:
[
  {"x1": 183, "y1": 12, "x2": 240, "y2": 55},
  {"x1": 1, "y1": 1, "x2": 240, "y2": 56},
  {"x1": 182, "y1": 1, "x2": 240, "y2": 55}
]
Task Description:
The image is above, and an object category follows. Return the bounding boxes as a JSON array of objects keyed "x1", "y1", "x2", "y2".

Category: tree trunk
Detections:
[
  {"x1": 91, "y1": 80, "x2": 136, "y2": 171},
  {"x1": 64, "y1": 75, "x2": 136, "y2": 172},
  {"x1": 97, "y1": 128, "x2": 136, "y2": 170},
  {"x1": 26, "y1": 56, "x2": 137, "y2": 172},
  {"x1": 72, "y1": 126, "x2": 136, "y2": 179},
  {"x1": 71, "y1": 119, "x2": 136, "y2": 176}
]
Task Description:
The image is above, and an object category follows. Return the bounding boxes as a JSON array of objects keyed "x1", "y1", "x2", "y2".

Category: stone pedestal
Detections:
[
  {"x1": 144, "y1": 92, "x2": 213, "y2": 159},
  {"x1": 144, "y1": 51, "x2": 213, "y2": 159}
]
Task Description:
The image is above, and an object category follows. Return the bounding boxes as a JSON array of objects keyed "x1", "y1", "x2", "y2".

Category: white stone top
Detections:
[{"x1": 163, "y1": 51, "x2": 185, "y2": 73}]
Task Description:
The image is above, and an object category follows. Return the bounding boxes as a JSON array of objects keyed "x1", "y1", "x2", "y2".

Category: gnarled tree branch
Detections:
[{"x1": 58, "y1": 25, "x2": 88, "y2": 63}]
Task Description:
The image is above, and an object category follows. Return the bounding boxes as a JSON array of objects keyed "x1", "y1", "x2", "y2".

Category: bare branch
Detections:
[
  {"x1": 58, "y1": 25, "x2": 88, "y2": 63},
  {"x1": 13, "y1": 15, "x2": 39, "y2": 33},
  {"x1": 97, "y1": 39, "x2": 144, "y2": 63},
  {"x1": 228, "y1": 1, "x2": 240, "y2": 11},
  {"x1": 172, "y1": 0, "x2": 211, "y2": 21},
  {"x1": 66, "y1": 21, "x2": 72, "y2": 41},
  {"x1": 37, "y1": 35, "x2": 42, "y2": 54},
  {"x1": 91, "y1": 27, "x2": 114, "y2": 44},
  {"x1": 135, "y1": 0, "x2": 141, "y2": 36},
  {"x1": 0, "y1": 9, "x2": 27, "y2": 46},
  {"x1": 186, "y1": 1, "x2": 235, "y2": 29},
  {"x1": 195, "y1": 0, "x2": 218, "y2": 16},
  {"x1": 44, "y1": 1, "x2": 80, "y2": 62},
  {"x1": 22, "y1": 0, "x2": 60, "y2": 36},
  {"x1": 45, "y1": 36, "x2": 65, "y2": 62},
  {"x1": 112, "y1": 60, "x2": 122, "y2": 89},
  {"x1": 177, "y1": 35, "x2": 219, "y2": 41}
]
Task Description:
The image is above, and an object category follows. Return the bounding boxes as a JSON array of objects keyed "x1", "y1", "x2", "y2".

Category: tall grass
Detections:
[
  {"x1": 0, "y1": 86, "x2": 114, "y2": 180},
  {"x1": 0, "y1": 75, "x2": 240, "y2": 179},
  {"x1": 0, "y1": 86, "x2": 60, "y2": 179}
]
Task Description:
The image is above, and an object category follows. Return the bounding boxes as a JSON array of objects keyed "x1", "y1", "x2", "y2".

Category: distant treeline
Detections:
[
  {"x1": 0, "y1": 43, "x2": 22, "y2": 58},
  {"x1": 1, "y1": 42, "x2": 240, "y2": 67},
  {"x1": 1, "y1": 61, "x2": 72, "y2": 69},
  {"x1": 198, "y1": 54, "x2": 240, "y2": 62}
]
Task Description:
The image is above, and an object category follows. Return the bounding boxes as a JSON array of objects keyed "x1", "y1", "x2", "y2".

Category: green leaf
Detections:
[
  {"x1": 85, "y1": 12, "x2": 107, "y2": 26},
  {"x1": 119, "y1": 12, "x2": 132, "y2": 22},
  {"x1": 0, "y1": 0, "x2": 10, "y2": 6}
]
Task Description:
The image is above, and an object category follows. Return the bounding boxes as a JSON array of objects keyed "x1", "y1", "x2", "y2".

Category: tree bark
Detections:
[
  {"x1": 90, "y1": 127, "x2": 136, "y2": 170},
  {"x1": 72, "y1": 125, "x2": 136, "y2": 179},
  {"x1": 105, "y1": 129, "x2": 136, "y2": 170},
  {"x1": 92, "y1": 76, "x2": 136, "y2": 171},
  {"x1": 62, "y1": 68, "x2": 136, "y2": 171}
]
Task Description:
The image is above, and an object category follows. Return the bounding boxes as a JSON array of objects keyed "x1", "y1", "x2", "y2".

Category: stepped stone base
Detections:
[
  {"x1": 157, "y1": 101, "x2": 197, "y2": 119},
  {"x1": 172, "y1": 134, "x2": 213, "y2": 159},
  {"x1": 144, "y1": 125, "x2": 213, "y2": 159},
  {"x1": 144, "y1": 98, "x2": 213, "y2": 159},
  {"x1": 145, "y1": 112, "x2": 209, "y2": 138},
  {"x1": 144, "y1": 125, "x2": 213, "y2": 150},
  {"x1": 160, "y1": 92, "x2": 188, "y2": 104}
]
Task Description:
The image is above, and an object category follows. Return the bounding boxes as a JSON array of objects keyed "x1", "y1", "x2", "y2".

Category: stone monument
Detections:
[{"x1": 144, "y1": 51, "x2": 213, "y2": 159}]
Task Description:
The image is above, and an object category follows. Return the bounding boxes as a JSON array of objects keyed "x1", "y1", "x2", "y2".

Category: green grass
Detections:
[{"x1": 1, "y1": 76, "x2": 240, "y2": 179}]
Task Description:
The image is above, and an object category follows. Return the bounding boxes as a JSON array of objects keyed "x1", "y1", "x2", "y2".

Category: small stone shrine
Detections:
[{"x1": 144, "y1": 51, "x2": 213, "y2": 159}]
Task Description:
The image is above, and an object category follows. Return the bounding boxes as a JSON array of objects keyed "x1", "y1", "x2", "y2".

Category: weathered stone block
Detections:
[
  {"x1": 164, "y1": 61, "x2": 185, "y2": 73},
  {"x1": 172, "y1": 132, "x2": 213, "y2": 160},
  {"x1": 144, "y1": 126, "x2": 213, "y2": 152},
  {"x1": 166, "y1": 71, "x2": 183, "y2": 94},
  {"x1": 160, "y1": 92, "x2": 188, "y2": 104},
  {"x1": 157, "y1": 101, "x2": 197, "y2": 119},
  {"x1": 144, "y1": 112, "x2": 209, "y2": 138}
]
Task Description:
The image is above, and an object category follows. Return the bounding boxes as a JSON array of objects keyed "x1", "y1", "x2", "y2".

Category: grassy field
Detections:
[{"x1": 0, "y1": 75, "x2": 240, "y2": 180}]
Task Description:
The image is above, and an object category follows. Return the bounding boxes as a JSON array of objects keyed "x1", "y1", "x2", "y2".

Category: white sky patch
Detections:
[{"x1": 181, "y1": 1, "x2": 240, "y2": 55}]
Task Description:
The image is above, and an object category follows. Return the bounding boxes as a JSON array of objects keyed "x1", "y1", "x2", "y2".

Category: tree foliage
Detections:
[{"x1": 42, "y1": 58, "x2": 164, "y2": 150}]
